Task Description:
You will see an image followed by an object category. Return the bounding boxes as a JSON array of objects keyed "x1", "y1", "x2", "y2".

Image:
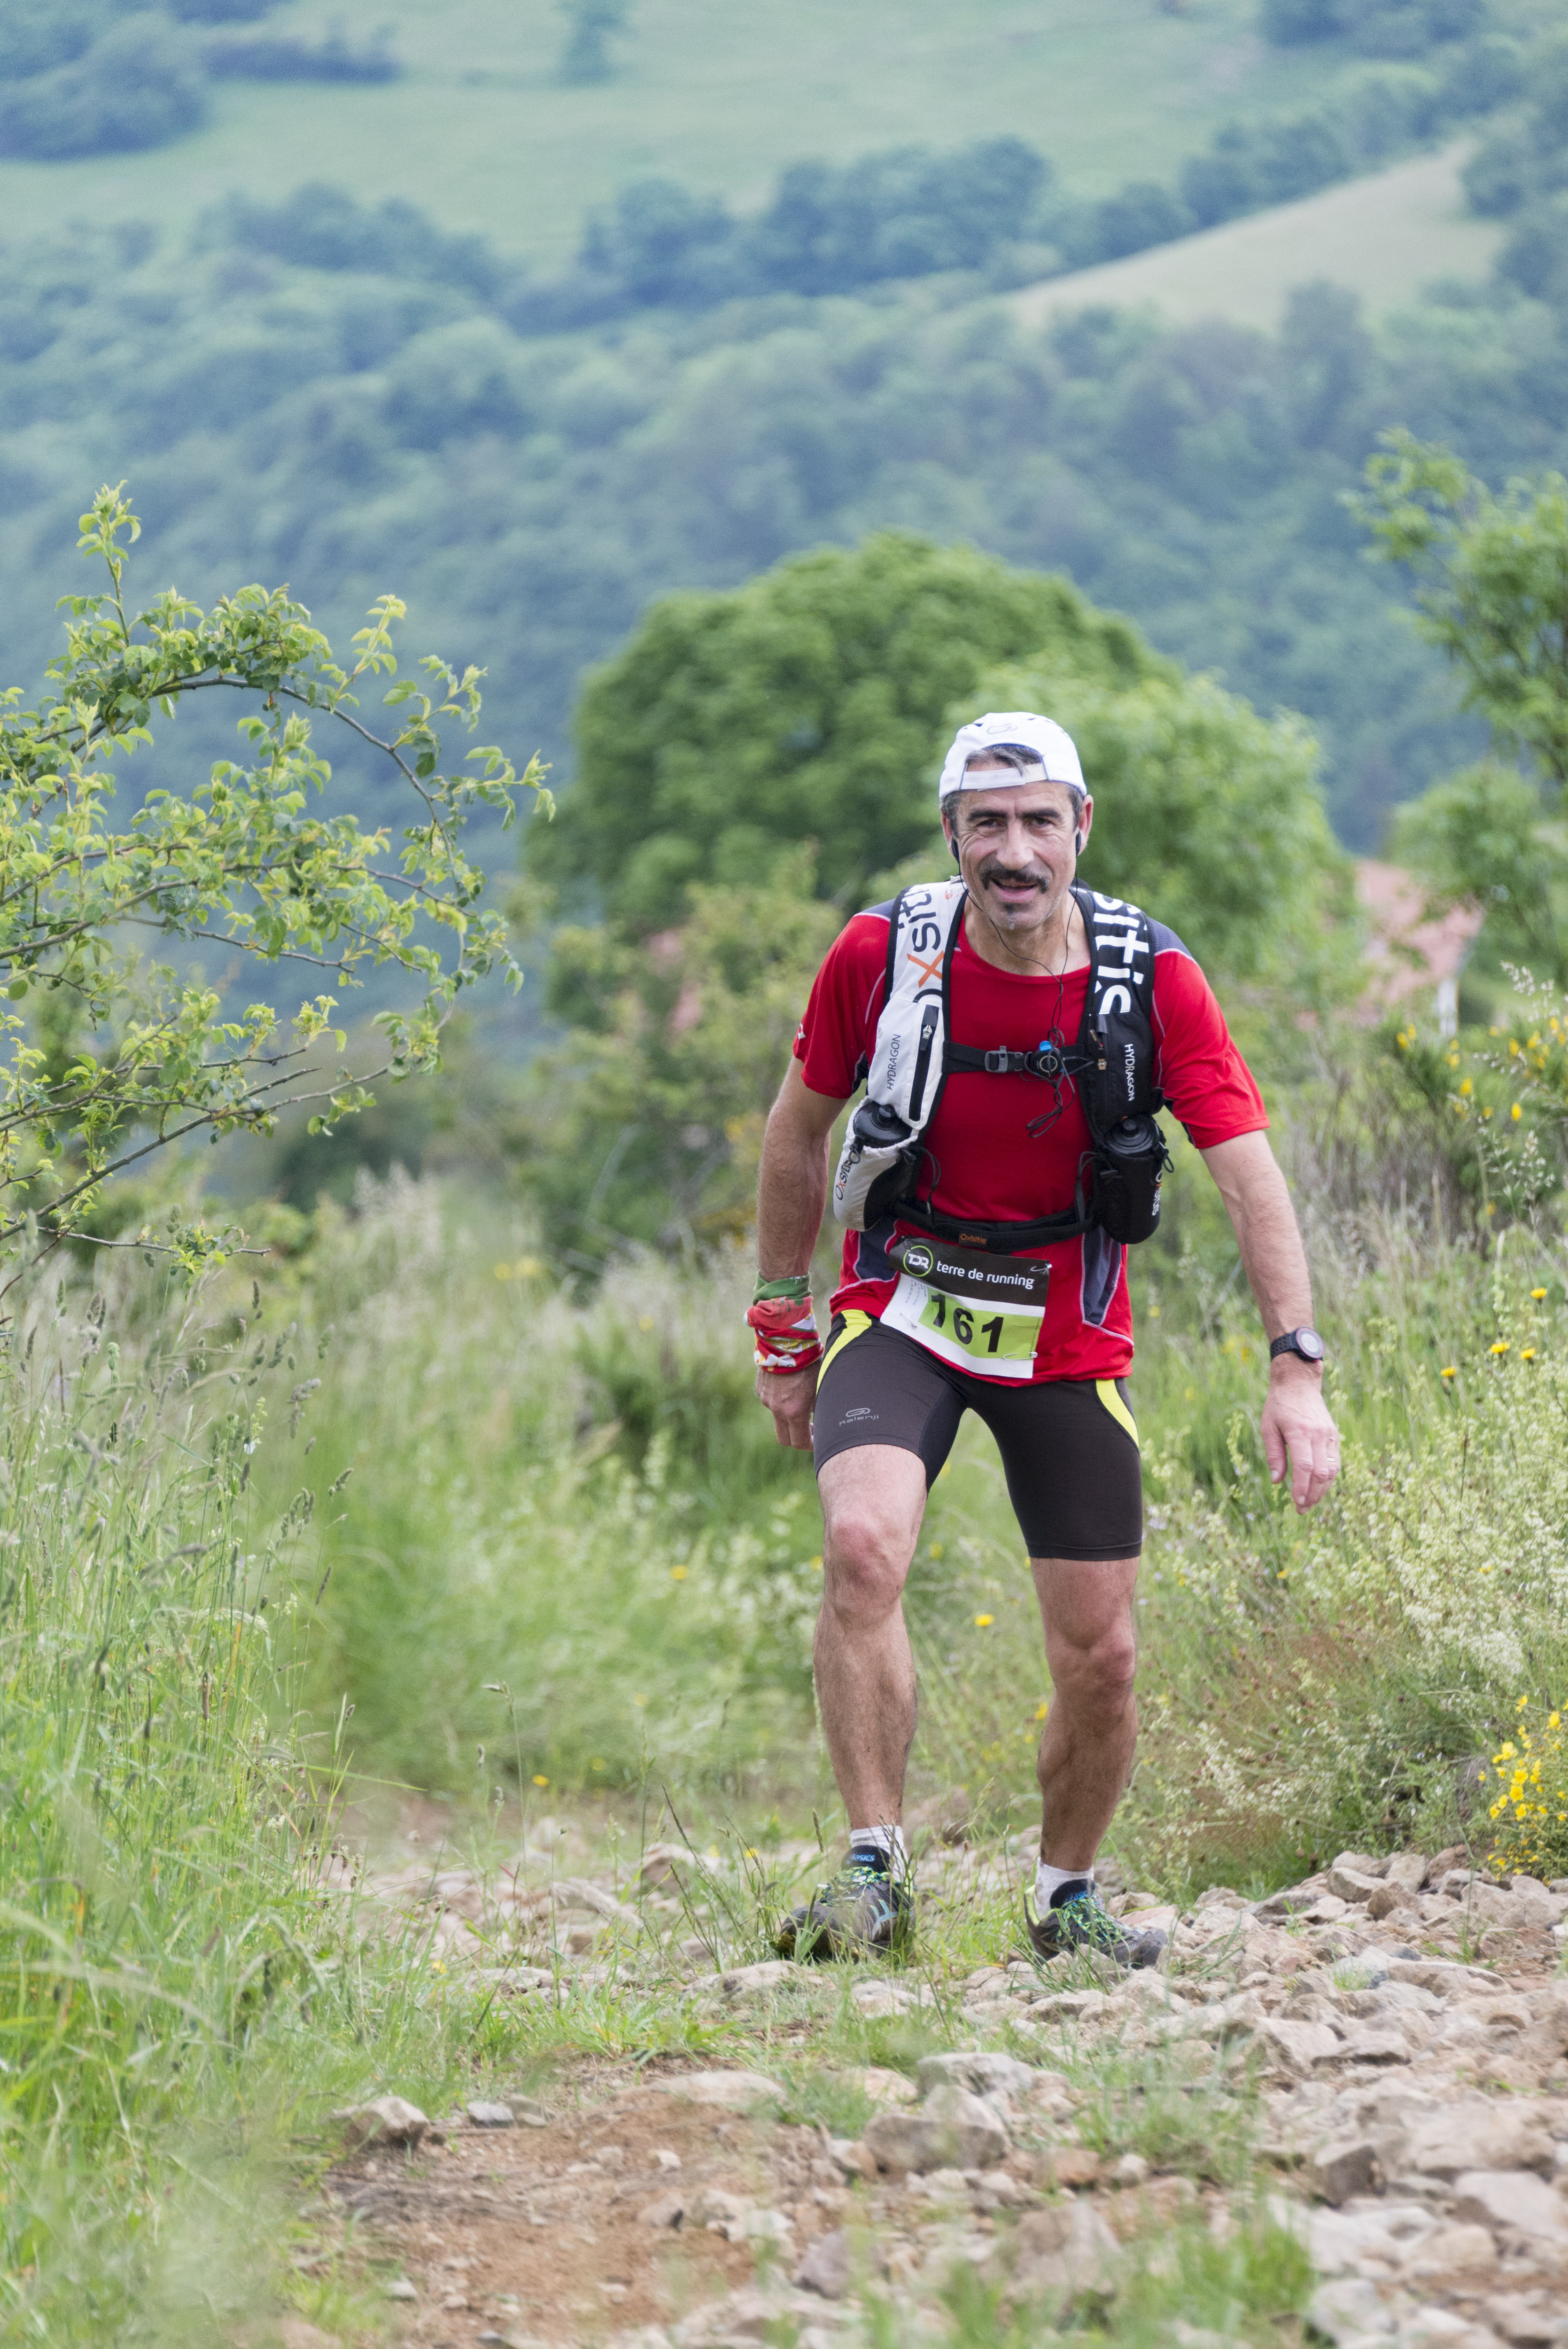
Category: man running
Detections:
[{"x1": 748, "y1": 711, "x2": 1340, "y2": 1966}]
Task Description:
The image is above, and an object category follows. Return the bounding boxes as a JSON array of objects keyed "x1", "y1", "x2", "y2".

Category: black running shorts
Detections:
[{"x1": 812, "y1": 1312, "x2": 1142, "y2": 1561}]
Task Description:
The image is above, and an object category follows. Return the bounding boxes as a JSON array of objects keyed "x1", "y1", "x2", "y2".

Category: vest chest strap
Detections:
[{"x1": 945, "y1": 1041, "x2": 1093, "y2": 1081}]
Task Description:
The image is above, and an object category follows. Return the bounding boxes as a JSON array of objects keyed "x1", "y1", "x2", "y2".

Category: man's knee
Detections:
[
  {"x1": 822, "y1": 1506, "x2": 914, "y2": 1624},
  {"x1": 1045, "y1": 1624, "x2": 1137, "y2": 1712}
]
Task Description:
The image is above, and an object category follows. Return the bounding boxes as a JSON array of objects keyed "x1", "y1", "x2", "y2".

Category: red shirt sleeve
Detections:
[
  {"x1": 793, "y1": 910, "x2": 891, "y2": 1100},
  {"x1": 1151, "y1": 948, "x2": 1268, "y2": 1148}
]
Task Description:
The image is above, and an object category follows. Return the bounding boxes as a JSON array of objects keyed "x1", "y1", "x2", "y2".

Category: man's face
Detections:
[{"x1": 943, "y1": 773, "x2": 1090, "y2": 934}]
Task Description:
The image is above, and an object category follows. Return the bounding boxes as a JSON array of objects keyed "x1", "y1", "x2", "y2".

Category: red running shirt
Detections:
[{"x1": 793, "y1": 901, "x2": 1268, "y2": 1382}]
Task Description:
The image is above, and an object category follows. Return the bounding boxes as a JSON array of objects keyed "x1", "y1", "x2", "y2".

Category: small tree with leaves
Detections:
[
  {"x1": 1356, "y1": 430, "x2": 1568, "y2": 989},
  {"x1": 557, "y1": 0, "x2": 631, "y2": 85},
  {"x1": 0, "y1": 485, "x2": 548, "y2": 1283}
]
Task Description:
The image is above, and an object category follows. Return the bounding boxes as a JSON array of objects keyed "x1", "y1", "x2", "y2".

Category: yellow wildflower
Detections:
[
  {"x1": 1512, "y1": 1102, "x2": 1523, "y2": 1120},
  {"x1": 1440, "y1": 1366, "x2": 1458, "y2": 1379},
  {"x1": 1490, "y1": 1341, "x2": 1510, "y2": 1355},
  {"x1": 973, "y1": 1613, "x2": 994, "y2": 1627}
]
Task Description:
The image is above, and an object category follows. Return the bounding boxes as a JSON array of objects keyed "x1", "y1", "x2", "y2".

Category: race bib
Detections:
[{"x1": 881, "y1": 1235, "x2": 1048, "y2": 1380}]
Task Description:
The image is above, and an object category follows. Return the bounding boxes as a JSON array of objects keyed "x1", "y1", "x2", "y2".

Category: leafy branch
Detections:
[{"x1": 0, "y1": 484, "x2": 551, "y2": 1274}]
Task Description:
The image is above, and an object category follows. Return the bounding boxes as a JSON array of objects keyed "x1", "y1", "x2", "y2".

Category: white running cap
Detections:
[{"x1": 938, "y1": 710, "x2": 1084, "y2": 802}]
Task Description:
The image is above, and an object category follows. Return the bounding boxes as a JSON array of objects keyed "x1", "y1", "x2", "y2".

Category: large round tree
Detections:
[{"x1": 531, "y1": 531, "x2": 1171, "y2": 931}]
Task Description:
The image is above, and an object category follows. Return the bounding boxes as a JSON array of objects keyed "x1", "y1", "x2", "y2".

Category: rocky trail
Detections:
[{"x1": 300, "y1": 1833, "x2": 1568, "y2": 2349}]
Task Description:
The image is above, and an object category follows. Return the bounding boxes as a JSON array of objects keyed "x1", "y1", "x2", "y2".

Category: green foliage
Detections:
[
  {"x1": 551, "y1": 137, "x2": 1050, "y2": 320},
  {"x1": 523, "y1": 857, "x2": 842, "y2": 1261},
  {"x1": 1068, "y1": 2039, "x2": 1263, "y2": 2183},
  {"x1": 0, "y1": 0, "x2": 119, "y2": 78},
  {"x1": 1390, "y1": 761, "x2": 1568, "y2": 983},
  {"x1": 0, "y1": 1296, "x2": 307, "y2": 2337},
  {"x1": 0, "y1": 1, "x2": 397, "y2": 163},
  {"x1": 911, "y1": 1216, "x2": 1568, "y2": 1884},
  {"x1": 1462, "y1": 29, "x2": 1568, "y2": 218},
  {"x1": 0, "y1": 1260, "x2": 553, "y2": 2338},
  {"x1": 1360, "y1": 431, "x2": 1568, "y2": 790},
  {"x1": 207, "y1": 182, "x2": 503, "y2": 292},
  {"x1": 970, "y1": 660, "x2": 1351, "y2": 988},
  {"x1": 1359, "y1": 432, "x2": 1568, "y2": 974},
  {"x1": 538, "y1": 535, "x2": 1169, "y2": 930},
  {"x1": 1, "y1": 184, "x2": 1560, "y2": 855},
  {"x1": 1261, "y1": 0, "x2": 1490, "y2": 51},
  {"x1": 557, "y1": 0, "x2": 631, "y2": 86},
  {"x1": 6, "y1": 22, "x2": 1568, "y2": 856},
  {"x1": 203, "y1": 28, "x2": 401, "y2": 83},
  {"x1": 265, "y1": 1184, "x2": 823, "y2": 1789},
  {"x1": 0, "y1": 10, "x2": 207, "y2": 159},
  {"x1": 525, "y1": 562, "x2": 1339, "y2": 1272},
  {"x1": 1177, "y1": 108, "x2": 1350, "y2": 228},
  {"x1": 0, "y1": 486, "x2": 543, "y2": 1268}
]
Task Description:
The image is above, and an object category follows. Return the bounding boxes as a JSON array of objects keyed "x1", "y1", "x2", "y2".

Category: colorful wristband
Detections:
[
  {"x1": 746, "y1": 1292, "x2": 820, "y2": 1374},
  {"x1": 753, "y1": 1333, "x2": 823, "y2": 1374},
  {"x1": 752, "y1": 1273, "x2": 811, "y2": 1305}
]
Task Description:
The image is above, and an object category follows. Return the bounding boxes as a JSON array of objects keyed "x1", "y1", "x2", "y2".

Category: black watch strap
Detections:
[{"x1": 1270, "y1": 1326, "x2": 1326, "y2": 1364}]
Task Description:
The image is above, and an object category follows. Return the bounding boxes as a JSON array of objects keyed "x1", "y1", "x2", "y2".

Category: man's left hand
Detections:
[{"x1": 1261, "y1": 1364, "x2": 1340, "y2": 1512}]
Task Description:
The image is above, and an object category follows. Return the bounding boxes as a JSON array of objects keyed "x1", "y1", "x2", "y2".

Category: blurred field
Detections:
[
  {"x1": 0, "y1": 0, "x2": 1428, "y2": 263},
  {"x1": 1010, "y1": 141, "x2": 1506, "y2": 333}
]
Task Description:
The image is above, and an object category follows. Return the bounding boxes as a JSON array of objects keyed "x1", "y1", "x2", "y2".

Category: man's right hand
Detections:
[{"x1": 757, "y1": 1363, "x2": 818, "y2": 1449}]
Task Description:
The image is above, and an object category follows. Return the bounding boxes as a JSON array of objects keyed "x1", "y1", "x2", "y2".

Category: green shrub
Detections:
[{"x1": 0, "y1": 15, "x2": 208, "y2": 159}]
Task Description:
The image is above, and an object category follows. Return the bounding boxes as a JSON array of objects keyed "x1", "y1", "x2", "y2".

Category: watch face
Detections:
[{"x1": 1296, "y1": 1327, "x2": 1326, "y2": 1362}]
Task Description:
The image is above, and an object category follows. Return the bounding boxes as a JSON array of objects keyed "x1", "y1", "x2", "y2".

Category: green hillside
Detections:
[
  {"x1": 1013, "y1": 140, "x2": 1505, "y2": 329},
  {"x1": 0, "y1": 0, "x2": 1501, "y2": 262}
]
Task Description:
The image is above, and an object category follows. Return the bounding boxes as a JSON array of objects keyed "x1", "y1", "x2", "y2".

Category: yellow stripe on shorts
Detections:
[
  {"x1": 1095, "y1": 1378, "x2": 1139, "y2": 1449},
  {"x1": 820, "y1": 1309, "x2": 873, "y2": 1382}
]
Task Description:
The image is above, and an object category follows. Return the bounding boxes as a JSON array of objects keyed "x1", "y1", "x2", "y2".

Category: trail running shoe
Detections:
[
  {"x1": 1024, "y1": 1881, "x2": 1167, "y2": 1971},
  {"x1": 775, "y1": 1859, "x2": 915, "y2": 1961}
]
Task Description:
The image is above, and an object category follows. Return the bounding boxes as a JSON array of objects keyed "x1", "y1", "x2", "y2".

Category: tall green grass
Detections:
[
  {"x1": 0, "y1": 1257, "x2": 537, "y2": 2342},
  {"x1": 266, "y1": 1173, "x2": 823, "y2": 1796},
  {"x1": 262, "y1": 1161, "x2": 1568, "y2": 1899},
  {"x1": 913, "y1": 1179, "x2": 1568, "y2": 1891},
  {"x1": 7, "y1": 1133, "x2": 1567, "y2": 2332}
]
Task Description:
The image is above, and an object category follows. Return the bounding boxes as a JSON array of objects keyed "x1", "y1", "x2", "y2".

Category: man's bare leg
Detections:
[
  {"x1": 1031, "y1": 1555, "x2": 1140, "y2": 1870},
  {"x1": 815, "y1": 1447, "x2": 928, "y2": 1827}
]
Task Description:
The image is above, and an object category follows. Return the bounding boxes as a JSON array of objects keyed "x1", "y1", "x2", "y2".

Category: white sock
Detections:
[
  {"x1": 849, "y1": 1824, "x2": 908, "y2": 1872},
  {"x1": 1035, "y1": 1859, "x2": 1093, "y2": 1910}
]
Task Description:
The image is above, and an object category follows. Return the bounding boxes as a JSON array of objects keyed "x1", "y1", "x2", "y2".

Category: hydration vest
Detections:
[{"x1": 831, "y1": 879, "x2": 1172, "y2": 1251}]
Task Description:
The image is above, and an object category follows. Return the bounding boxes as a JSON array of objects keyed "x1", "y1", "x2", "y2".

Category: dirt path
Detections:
[{"x1": 305, "y1": 1841, "x2": 1568, "y2": 2348}]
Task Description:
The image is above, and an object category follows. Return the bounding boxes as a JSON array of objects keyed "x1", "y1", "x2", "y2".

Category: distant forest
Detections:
[
  {"x1": 2, "y1": 4, "x2": 1568, "y2": 858},
  {"x1": 0, "y1": 0, "x2": 397, "y2": 159}
]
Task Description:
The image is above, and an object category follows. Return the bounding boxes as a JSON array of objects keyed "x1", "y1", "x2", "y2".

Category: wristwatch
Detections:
[{"x1": 1269, "y1": 1326, "x2": 1326, "y2": 1365}]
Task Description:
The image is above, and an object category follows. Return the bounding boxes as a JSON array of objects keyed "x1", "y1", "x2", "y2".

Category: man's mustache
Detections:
[{"x1": 977, "y1": 861, "x2": 1048, "y2": 890}]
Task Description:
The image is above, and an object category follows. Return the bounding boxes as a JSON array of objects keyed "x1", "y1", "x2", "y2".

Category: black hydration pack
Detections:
[{"x1": 831, "y1": 880, "x2": 1172, "y2": 1251}]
